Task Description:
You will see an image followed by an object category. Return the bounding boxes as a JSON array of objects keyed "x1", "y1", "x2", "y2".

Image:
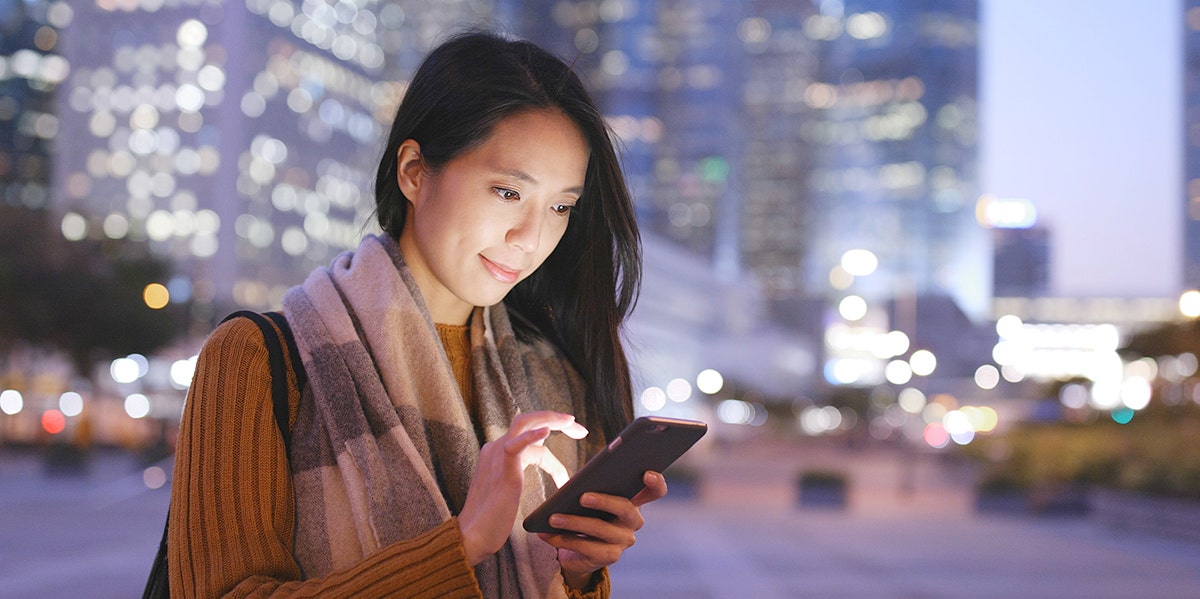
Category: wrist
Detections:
[
  {"x1": 457, "y1": 519, "x2": 486, "y2": 566},
  {"x1": 562, "y1": 567, "x2": 597, "y2": 591}
]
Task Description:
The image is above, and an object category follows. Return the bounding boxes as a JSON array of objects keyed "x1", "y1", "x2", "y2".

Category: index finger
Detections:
[{"x1": 510, "y1": 411, "x2": 589, "y2": 439}]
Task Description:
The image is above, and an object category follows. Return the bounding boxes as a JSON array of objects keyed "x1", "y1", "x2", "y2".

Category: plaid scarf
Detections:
[{"x1": 281, "y1": 234, "x2": 597, "y2": 597}]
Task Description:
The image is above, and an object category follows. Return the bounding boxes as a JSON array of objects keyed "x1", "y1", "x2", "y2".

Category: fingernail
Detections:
[
  {"x1": 550, "y1": 515, "x2": 564, "y2": 526},
  {"x1": 580, "y1": 493, "x2": 596, "y2": 507}
]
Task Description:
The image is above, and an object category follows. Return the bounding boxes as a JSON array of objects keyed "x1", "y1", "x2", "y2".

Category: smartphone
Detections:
[{"x1": 522, "y1": 416, "x2": 707, "y2": 534}]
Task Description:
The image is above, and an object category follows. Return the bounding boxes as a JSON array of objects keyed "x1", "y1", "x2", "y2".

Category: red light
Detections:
[{"x1": 42, "y1": 409, "x2": 66, "y2": 434}]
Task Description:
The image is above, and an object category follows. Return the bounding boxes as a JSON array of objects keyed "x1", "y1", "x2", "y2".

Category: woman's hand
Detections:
[
  {"x1": 458, "y1": 411, "x2": 588, "y2": 566},
  {"x1": 536, "y1": 471, "x2": 669, "y2": 589}
]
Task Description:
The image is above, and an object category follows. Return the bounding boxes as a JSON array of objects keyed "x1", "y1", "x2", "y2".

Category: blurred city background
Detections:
[{"x1": 3, "y1": 0, "x2": 1200, "y2": 597}]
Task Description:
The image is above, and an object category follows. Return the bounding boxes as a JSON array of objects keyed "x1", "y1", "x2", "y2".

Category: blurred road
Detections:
[{"x1": 2, "y1": 441, "x2": 1200, "y2": 598}]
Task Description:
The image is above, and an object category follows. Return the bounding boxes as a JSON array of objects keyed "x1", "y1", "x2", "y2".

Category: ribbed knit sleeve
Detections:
[{"x1": 167, "y1": 317, "x2": 482, "y2": 598}]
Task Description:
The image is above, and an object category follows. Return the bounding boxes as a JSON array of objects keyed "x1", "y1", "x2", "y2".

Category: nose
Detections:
[{"x1": 506, "y1": 209, "x2": 543, "y2": 253}]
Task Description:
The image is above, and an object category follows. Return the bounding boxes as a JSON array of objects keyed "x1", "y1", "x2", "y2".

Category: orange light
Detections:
[{"x1": 143, "y1": 283, "x2": 170, "y2": 309}]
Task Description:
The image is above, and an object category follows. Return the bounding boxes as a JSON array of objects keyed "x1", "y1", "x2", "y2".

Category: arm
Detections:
[{"x1": 167, "y1": 318, "x2": 482, "y2": 598}]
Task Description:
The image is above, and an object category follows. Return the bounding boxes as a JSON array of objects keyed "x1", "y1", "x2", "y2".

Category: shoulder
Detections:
[{"x1": 202, "y1": 315, "x2": 271, "y2": 359}]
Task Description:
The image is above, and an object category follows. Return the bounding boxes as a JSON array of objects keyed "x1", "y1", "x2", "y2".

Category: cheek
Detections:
[{"x1": 538, "y1": 222, "x2": 570, "y2": 259}]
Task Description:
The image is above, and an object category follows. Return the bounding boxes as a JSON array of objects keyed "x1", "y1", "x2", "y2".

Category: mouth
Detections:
[{"x1": 480, "y1": 255, "x2": 521, "y2": 284}]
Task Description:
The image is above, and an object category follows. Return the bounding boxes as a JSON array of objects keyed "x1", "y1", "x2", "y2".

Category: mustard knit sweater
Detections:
[{"x1": 167, "y1": 316, "x2": 609, "y2": 598}]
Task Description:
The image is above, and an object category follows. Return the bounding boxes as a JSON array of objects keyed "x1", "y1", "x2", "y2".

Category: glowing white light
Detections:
[
  {"x1": 942, "y1": 410, "x2": 972, "y2": 435},
  {"x1": 111, "y1": 357, "x2": 141, "y2": 384},
  {"x1": 1120, "y1": 376, "x2": 1152, "y2": 411},
  {"x1": 826, "y1": 358, "x2": 867, "y2": 385},
  {"x1": 61, "y1": 212, "x2": 87, "y2": 241},
  {"x1": 177, "y1": 19, "x2": 208, "y2": 48},
  {"x1": 838, "y1": 295, "x2": 868, "y2": 321},
  {"x1": 840, "y1": 249, "x2": 878, "y2": 276},
  {"x1": 640, "y1": 387, "x2": 666, "y2": 412},
  {"x1": 884, "y1": 360, "x2": 912, "y2": 385},
  {"x1": 718, "y1": 399, "x2": 755, "y2": 425},
  {"x1": 799, "y1": 405, "x2": 840, "y2": 435},
  {"x1": 696, "y1": 369, "x2": 724, "y2": 394},
  {"x1": 59, "y1": 392, "x2": 84, "y2": 417},
  {"x1": 128, "y1": 354, "x2": 150, "y2": 378},
  {"x1": 1059, "y1": 383, "x2": 1089, "y2": 410},
  {"x1": 950, "y1": 429, "x2": 976, "y2": 445},
  {"x1": 1, "y1": 389, "x2": 23, "y2": 415},
  {"x1": 170, "y1": 357, "x2": 197, "y2": 389},
  {"x1": 977, "y1": 196, "x2": 1037, "y2": 229},
  {"x1": 125, "y1": 394, "x2": 152, "y2": 419},
  {"x1": 974, "y1": 364, "x2": 999, "y2": 390},
  {"x1": 1089, "y1": 381, "x2": 1122, "y2": 410},
  {"x1": 909, "y1": 349, "x2": 937, "y2": 376},
  {"x1": 666, "y1": 378, "x2": 692, "y2": 403},
  {"x1": 1180, "y1": 290, "x2": 1200, "y2": 318},
  {"x1": 995, "y1": 314, "x2": 1023, "y2": 339},
  {"x1": 897, "y1": 388, "x2": 926, "y2": 414},
  {"x1": 883, "y1": 331, "x2": 909, "y2": 357}
]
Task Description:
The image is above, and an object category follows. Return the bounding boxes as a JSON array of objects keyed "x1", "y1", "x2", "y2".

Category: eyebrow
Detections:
[{"x1": 492, "y1": 167, "x2": 584, "y2": 196}]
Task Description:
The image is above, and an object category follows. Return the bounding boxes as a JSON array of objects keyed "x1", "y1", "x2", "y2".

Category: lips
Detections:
[{"x1": 480, "y1": 255, "x2": 521, "y2": 284}]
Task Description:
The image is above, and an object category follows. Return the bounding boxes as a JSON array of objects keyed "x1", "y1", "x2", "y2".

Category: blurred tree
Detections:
[{"x1": 0, "y1": 205, "x2": 186, "y2": 376}]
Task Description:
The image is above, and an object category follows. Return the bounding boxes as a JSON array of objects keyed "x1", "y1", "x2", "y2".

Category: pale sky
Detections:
[{"x1": 980, "y1": 0, "x2": 1182, "y2": 298}]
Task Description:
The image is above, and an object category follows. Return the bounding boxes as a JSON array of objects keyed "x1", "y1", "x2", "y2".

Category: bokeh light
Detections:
[
  {"x1": 1180, "y1": 290, "x2": 1200, "y2": 318},
  {"x1": 666, "y1": 378, "x2": 692, "y2": 402},
  {"x1": 840, "y1": 249, "x2": 878, "y2": 276},
  {"x1": 838, "y1": 295, "x2": 868, "y2": 321},
  {"x1": 42, "y1": 409, "x2": 66, "y2": 434},
  {"x1": 0, "y1": 389, "x2": 23, "y2": 415},
  {"x1": 909, "y1": 349, "x2": 937, "y2": 376},
  {"x1": 59, "y1": 392, "x2": 83, "y2": 417},
  {"x1": 640, "y1": 386, "x2": 666, "y2": 412},
  {"x1": 125, "y1": 394, "x2": 152, "y2": 419},
  {"x1": 144, "y1": 283, "x2": 170, "y2": 309},
  {"x1": 696, "y1": 369, "x2": 724, "y2": 394},
  {"x1": 143, "y1": 466, "x2": 168, "y2": 490}
]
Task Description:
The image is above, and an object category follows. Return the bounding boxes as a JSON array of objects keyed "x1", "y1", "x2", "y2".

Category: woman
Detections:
[{"x1": 167, "y1": 30, "x2": 662, "y2": 598}]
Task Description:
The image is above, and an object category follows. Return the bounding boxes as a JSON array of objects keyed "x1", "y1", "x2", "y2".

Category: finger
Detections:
[
  {"x1": 631, "y1": 471, "x2": 669, "y2": 507},
  {"x1": 546, "y1": 511, "x2": 636, "y2": 547},
  {"x1": 531, "y1": 445, "x2": 570, "y2": 488},
  {"x1": 539, "y1": 532, "x2": 623, "y2": 568},
  {"x1": 510, "y1": 411, "x2": 589, "y2": 439},
  {"x1": 571, "y1": 492, "x2": 644, "y2": 532},
  {"x1": 504, "y1": 427, "x2": 551, "y2": 456}
]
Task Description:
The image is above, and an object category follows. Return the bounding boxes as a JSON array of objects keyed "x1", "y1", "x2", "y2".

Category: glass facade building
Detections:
[
  {"x1": 803, "y1": 0, "x2": 984, "y2": 320},
  {"x1": 51, "y1": 0, "x2": 493, "y2": 326}
]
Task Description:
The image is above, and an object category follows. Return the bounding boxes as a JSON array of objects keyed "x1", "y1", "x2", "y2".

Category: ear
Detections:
[{"x1": 396, "y1": 139, "x2": 425, "y2": 203}]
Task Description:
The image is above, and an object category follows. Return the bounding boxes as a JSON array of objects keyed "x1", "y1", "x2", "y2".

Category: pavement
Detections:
[{"x1": 2, "y1": 442, "x2": 1199, "y2": 598}]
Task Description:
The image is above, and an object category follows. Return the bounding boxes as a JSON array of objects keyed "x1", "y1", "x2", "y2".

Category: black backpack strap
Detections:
[
  {"x1": 143, "y1": 310, "x2": 302, "y2": 598},
  {"x1": 264, "y1": 310, "x2": 308, "y2": 404},
  {"x1": 222, "y1": 310, "x2": 297, "y2": 448}
]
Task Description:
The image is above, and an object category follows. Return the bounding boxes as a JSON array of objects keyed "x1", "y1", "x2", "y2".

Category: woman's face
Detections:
[{"x1": 397, "y1": 109, "x2": 590, "y2": 325}]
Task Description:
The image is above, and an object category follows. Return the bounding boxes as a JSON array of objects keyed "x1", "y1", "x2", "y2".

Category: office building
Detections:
[{"x1": 51, "y1": 0, "x2": 487, "y2": 325}]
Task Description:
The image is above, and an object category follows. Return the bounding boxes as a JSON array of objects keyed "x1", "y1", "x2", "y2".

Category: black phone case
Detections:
[{"x1": 522, "y1": 416, "x2": 707, "y2": 534}]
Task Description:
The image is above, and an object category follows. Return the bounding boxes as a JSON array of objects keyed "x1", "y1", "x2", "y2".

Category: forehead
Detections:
[{"x1": 463, "y1": 109, "x2": 590, "y2": 182}]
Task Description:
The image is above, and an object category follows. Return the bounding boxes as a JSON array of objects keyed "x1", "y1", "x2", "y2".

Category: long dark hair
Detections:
[{"x1": 374, "y1": 30, "x2": 641, "y2": 443}]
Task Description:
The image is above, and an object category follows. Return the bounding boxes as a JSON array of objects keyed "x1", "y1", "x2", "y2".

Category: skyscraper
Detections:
[
  {"x1": 804, "y1": 0, "x2": 985, "y2": 320},
  {"x1": 52, "y1": 0, "x2": 490, "y2": 326},
  {"x1": 0, "y1": 0, "x2": 69, "y2": 211}
]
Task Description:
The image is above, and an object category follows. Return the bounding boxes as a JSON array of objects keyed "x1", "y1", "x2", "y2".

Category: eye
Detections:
[
  {"x1": 552, "y1": 204, "x2": 576, "y2": 216},
  {"x1": 493, "y1": 187, "x2": 520, "y2": 202}
]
